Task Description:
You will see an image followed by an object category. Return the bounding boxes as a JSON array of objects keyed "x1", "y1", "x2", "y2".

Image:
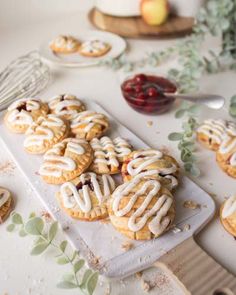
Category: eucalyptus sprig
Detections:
[
  {"x1": 7, "y1": 212, "x2": 98, "y2": 295},
  {"x1": 229, "y1": 95, "x2": 236, "y2": 118},
  {"x1": 168, "y1": 117, "x2": 200, "y2": 177}
]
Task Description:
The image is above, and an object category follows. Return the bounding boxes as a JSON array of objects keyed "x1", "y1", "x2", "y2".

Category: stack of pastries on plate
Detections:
[
  {"x1": 197, "y1": 119, "x2": 236, "y2": 237},
  {"x1": 49, "y1": 35, "x2": 111, "y2": 57},
  {"x1": 4, "y1": 95, "x2": 180, "y2": 240}
]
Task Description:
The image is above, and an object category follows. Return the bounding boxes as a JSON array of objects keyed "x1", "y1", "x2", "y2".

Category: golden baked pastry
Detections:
[
  {"x1": 90, "y1": 136, "x2": 132, "y2": 174},
  {"x1": 121, "y1": 149, "x2": 179, "y2": 191},
  {"x1": 39, "y1": 138, "x2": 93, "y2": 184},
  {"x1": 50, "y1": 35, "x2": 80, "y2": 54},
  {"x1": 24, "y1": 114, "x2": 69, "y2": 154},
  {"x1": 0, "y1": 187, "x2": 13, "y2": 223},
  {"x1": 220, "y1": 195, "x2": 236, "y2": 237},
  {"x1": 48, "y1": 94, "x2": 85, "y2": 121},
  {"x1": 108, "y1": 174, "x2": 175, "y2": 240},
  {"x1": 57, "y1": 172, "x2": 116, "y2": 221},
  {"x1": 216, "y1": 135, "x2": 236, "y2": 178},
  {"x1": 4, "y1": 98, "x2": 48, "y2": 134},
  {"x1": 78, "y1": 40, "x2": 111, "y2": 57},
  {"x1": 70, "y1": 110, "x2": 109, "y2": 141},
  {"x1": 197, "y1": 119, "x2": 236, "y2": 151}
]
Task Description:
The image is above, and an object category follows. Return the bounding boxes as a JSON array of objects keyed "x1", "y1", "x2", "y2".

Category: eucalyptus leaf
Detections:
[
  {"x1": 175, "y1": 109, "x2": 186, "y2": 119},
  {"x1": 57, "y1": 281, "x2": 77, "y2": 289},
  {"x1": 168, "y1": 133, "x2": 183, "y2": 141},
  {"x1": 190, "y1": 165, "x2": 201, "y2": 177},
  {"x1": 24, "y1": 217, "x2": 44, "y2": 236},
  {"x1": 86, "y1": 272, "x2": 99, "y2": 295},
  {"x1": 29, "y1": 212, "x2": 36, "y2": 219},
  {"x1": 19, "y1": 228, "x2": 27, "y2": 237},
  {"x1": 57, "y1": 257, "x2": 70, "y2": 265},
  {"x1": 62, "y1": 273, "x2": 75, "y2": 283},
  {"x1": 12, "y1": 213, "x2": 23, "y2": 224},
  {"x1": 81, "y1": 269, "x2": 93, "y2": 289},
  {"x1": 6, "y1": 223, "x2": 15, "y2": 232},
  {"x1": 71, "y1": 250, "x2": 78, "y2": 262},
  {"x1": 48, "y1": 222, "x2": 58, "y2": 241},
  {"x1": 74, "y1": 259, "x2": 85, "y2": 274},
  {"x1": 31, "y1": 242, "x2": 49, "y2": 255},
  {"x1": 60, "y1": 240, "x2": 68, "y2": 252}
]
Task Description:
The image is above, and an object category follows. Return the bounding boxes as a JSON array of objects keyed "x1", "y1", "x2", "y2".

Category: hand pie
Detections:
[
  {"x1": 0, "y1": 187, "x2": 14, "y2": 223},
  {"x1": 39, "y1": 138, "x2": 93, "y2": 184},
  {"x1": 57, "y1": 172, "x2": 116, "y2": 221},
  {"x1": 70, "y1": 110, "x2": 109, "y2": 141},
  {"x1": 4, "y1": 98, "x2": 48, "y2": 134},
  {"x1": 220, "y1": 195, "x2": 236, "y2": 237},
  {"x1": 108, "y1": 174, "x2": 175, "y2": 240}
]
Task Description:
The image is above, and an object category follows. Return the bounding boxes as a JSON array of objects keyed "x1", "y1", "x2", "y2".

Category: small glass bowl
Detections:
[{"x1": 121, "y1": 74, "x2": 177, "y2": 115}]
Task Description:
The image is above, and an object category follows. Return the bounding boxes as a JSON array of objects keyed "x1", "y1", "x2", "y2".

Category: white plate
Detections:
[
  {"x1": 39, "y1": 31, "x2": 127, "y2": 67},
  {"x1": 0, "y1": 100, "x2": 215, "y2": 278}
]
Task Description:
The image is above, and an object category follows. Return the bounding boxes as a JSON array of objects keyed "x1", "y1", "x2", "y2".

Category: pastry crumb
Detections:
[
  {"x1": 183, "y1": 224, "x2": 191, "y2": 231},
  {"x1": 141, "y1": 279, "x2": 151, "y2": 292},
  {"x1": 146, "y1": 120, "x2": 153, "y2": 127},
  {"x1": 172, "y1": 227, "x2": 182, "y2": 234},
  {"x1": 0, "y1": 160, "x2": 16, "y2": 176},
  {"x1": 121, "y1": 241, "x2": 134, "y2": 251},
  {"x1": 135, "y1": 271, "x2": 143, "y2": 279},
  {"x1": 183, "y1": 200, "x2": 200, "y2": 210}
]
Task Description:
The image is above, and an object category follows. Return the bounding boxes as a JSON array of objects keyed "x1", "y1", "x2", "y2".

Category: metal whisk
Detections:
[{"x1": 0, "y1": 51, "x2": 50, "y2": 111}]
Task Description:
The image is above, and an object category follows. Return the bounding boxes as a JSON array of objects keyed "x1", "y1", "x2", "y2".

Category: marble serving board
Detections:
[{"x1": 0, "y1": 100, "x2": 215, "y2": 278}]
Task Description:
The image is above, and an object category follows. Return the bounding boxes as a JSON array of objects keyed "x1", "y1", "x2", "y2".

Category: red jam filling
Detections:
[{"x1": 121, "y1": 74, "x2": 177, "y2": 114}]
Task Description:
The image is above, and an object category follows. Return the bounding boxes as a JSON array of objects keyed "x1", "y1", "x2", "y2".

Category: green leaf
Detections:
[
  {"x1": 86, "y1": 272, "x2": 99, "y2": 295},
  {"x1": 81, "y1": 270, "x2": 93, "y2": 289},
  {"x1": 62, "y1": 273, "x2": 75, "y2": 283},
  {"x1": 175, "y1": 109, "x2": 186, "y2": 118},
  {"x1": 230, "y1": 95, "x2": 236, "y2": 104},
  {"x1": 12, "y1": 213, "x2": 23, "y2": 224},
  {"x1": 29, "y1": 212, "x2": 36, "y2": 219},
  {"x1": 71, "y1": 250, "x2": 78, "y2": 262},
  {"x1": 24, "y1": 217, "x2": 44, "y2": 236},
  {"x1": 48, "y1": 222, "x2": 58, "y2": 241},
  {"x1": 60, "y1": 241, "x2": 68, "y2": 252},
  {"x1": 184, "y1": 162, "x2": 193, "y2": 172},
  {"x1": 57, "y1": 257, "x2": 70, "y2": 265},
  {"x1": 190, "y1": 165, "x2": 201, "y2": 177},
  {"x1": 19, "y1": 228, "x2": 27, "y2": 237},
  {"x1": 31, "y1": 242, "x2": 49, "y2": 255},
  {"x1": 168, "y1": 132, "x2": 183, "y2": 141},
  {"x1": 74, "y1": 260, "x2": 85, "y2": 273},
  {"x1": 57, "y1": 281, "x2": 77, "y2": 289},
  {"x1": 6, "y1": 223, "x2": 15, "y2": 232},
  {"x1": 188, "y1": 104, "x2": 200, "y2": 114}
]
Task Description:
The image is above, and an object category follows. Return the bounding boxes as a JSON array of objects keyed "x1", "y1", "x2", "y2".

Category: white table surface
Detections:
[{"x1": 0, "y1": 1, "x2": 236, "y2": 294}]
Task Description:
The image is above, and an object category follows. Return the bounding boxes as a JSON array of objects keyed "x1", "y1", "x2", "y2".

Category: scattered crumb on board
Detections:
[
  {"x1": 183, "y1": 200, "x2": 200, "y2": 210},
  {"x1": 121, "y1": 241, "x2": 134, "y2": 251},
  {"x1": 0, "y1": 160, "x2": 16, "y2": 176}
]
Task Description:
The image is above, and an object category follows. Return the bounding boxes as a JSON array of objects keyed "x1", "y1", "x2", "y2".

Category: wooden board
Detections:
[{"x1": 89, "y1": 8, "x2": 194, "y2": 39}]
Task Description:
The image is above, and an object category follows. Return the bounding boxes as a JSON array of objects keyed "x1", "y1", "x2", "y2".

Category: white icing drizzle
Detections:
[
  {"x1": 222, "y1": 195, "x2": 236, "y2": 218},
  {"x1": 0, "y1": 189, "x2": 11, "y2": 208},
  {"x1": 127, "y1": 150, "x2": 177, "y2": 176},
  {"x1": 61, "y1": 172, "x2": 115, "y2": 212},
  {"x1": 219, "y1": 136, "x2": 236, "y2": 166},
  {"x1": 198, "y1": 119, "x2": 236, "y2": 144},
  {"x1": 48, "y1": 94, "x2": 83, "y2": 117},
  {"x1": 80, "y1": 40, "x2": 109, "y2": 54},
  {"x1": 91, "y1": 136, "x2": 132, "y2": 168},
  {"x1": 7, "y1": 98, "x2": 41, "y2": 125},
  {"x1": 39, "y1": 138, "x2": 86, "y2": 177},
  {"x1": 24, "y1": 115, "x2": 64, "y2": 148},
  {"x1": 112, "y1": 175, "x2": 173, "y2": 235},
  {"x1": 71, "y1": 110, "x2": 108, "y2": 132}
]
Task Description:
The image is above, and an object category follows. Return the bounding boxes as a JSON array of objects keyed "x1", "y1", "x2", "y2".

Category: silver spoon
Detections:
[{"x1": 164, "y1": 93, "x2": 225, "y2": 110}]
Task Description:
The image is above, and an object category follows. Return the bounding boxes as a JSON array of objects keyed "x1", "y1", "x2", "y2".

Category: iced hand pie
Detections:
[
  {"x1": 216, "y1": 135, "x2": 236, "y2": 178},
  {"x1": 4, "y1": 98, "x2": 48, "y2": 134},
  {"x1": 121, "y1": 149, "x2": 179, "y2": 191},
  {"x1": 220, "y1": 195, "x2": 236, "y2": 237},
  {"x1": 70, "y1": 110, "x2": 109, "y2": 141},
  {"x1": 78, "y1": 40, "x2": 111, "y2": 57},
  {"x1": 197, "y1": 119, "x2": 236, "y2": 151},
  {"x1": 57, "y1": 172, "x2": 116, "y2": 221},
  {"x1": 50, "y1": 35, "x2": 81, "y2": 54},
  {"x1": 24, "y1": 114, "x2": 69, "y2": 154},
  {"x1": 0, "y1": 187, "x2": 13, "y2": 223},
  {"x1": 48, "y1": 94, "x2": 85, "y2": 121},
  {"x1": 90, "y1": 136, "x2": 132, "y2": 174},
  {"x1": 108, "y1": 174, "x2": 175, "y2": 240},
  {"x1": 39, "y1": 138, "x2": 93, "y2": 184}
]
